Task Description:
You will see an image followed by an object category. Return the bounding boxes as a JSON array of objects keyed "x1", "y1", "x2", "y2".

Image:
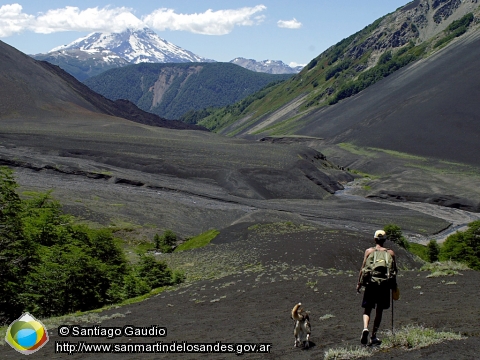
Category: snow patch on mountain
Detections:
[
  {"x1": 50, "y1": 27, "x2": 213, "y2": 64},
  {"x1": 230, "y1": 57, "x2": 303, "y2": 74}
]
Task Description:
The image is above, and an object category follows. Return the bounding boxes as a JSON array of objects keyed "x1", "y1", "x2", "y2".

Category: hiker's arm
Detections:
[
  {"x1": 356, "y1": 250, "x2": 369, "y2": 292},
  {"x1": 389, "y1": 250, "x2": 398, "y2": 273},
  {"x1": 388, "y1": 249, "x2": 398, "y2": 290}
]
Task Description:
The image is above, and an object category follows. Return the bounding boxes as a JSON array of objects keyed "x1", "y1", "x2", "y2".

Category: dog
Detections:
[{"x1": 291, "y1": 303, "x2": 311, "y2": 348}]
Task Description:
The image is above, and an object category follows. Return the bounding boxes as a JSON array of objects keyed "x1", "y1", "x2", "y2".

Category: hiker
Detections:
[{"x1": 356, "y1": 230, "x2": 397, "y2": 346}]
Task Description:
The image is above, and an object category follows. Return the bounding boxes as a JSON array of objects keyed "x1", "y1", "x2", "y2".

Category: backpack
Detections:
[{"x1": 360, "y1": 248, "x2": 396, "y2": 287}]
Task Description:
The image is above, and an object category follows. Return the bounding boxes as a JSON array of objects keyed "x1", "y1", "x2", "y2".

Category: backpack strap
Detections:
[{"x1": 384, "y1": 250, "x2": 390, "y2": 278}]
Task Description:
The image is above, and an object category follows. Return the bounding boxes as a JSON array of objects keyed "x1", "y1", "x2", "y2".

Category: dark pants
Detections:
[{"x1": 362, "y1": 283, "x2": 390, "y2": 310}]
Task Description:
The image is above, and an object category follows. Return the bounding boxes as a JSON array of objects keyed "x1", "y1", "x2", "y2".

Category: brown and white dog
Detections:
[{"x1": 291, "y1": 303, "x2": 311, "y2": 348}]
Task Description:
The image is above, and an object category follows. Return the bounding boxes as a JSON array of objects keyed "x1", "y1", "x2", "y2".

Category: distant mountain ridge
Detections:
[
  {"x1": 0, "y1": 40, "x2": 203, "y2": 130},
  {"x1": 32, "y1": 27, "x2": 213, "y2": 81},
  {"x1": 230, "y1": 58, "x2": 303, "y2": 74},
  {"x1": 84, "y1": 63, "x2": 292, "y2": 120},
  {"x1": 32, "y1": 27, "x2": 302, "y2": 81}
]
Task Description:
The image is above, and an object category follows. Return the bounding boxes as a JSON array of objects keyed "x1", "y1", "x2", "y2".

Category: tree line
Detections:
[
  {"x1": 0, "y1": 167, "x2": 182, "y2": 323},
  {"x1": 385, "y1": 223, "x2": 480, "y2": 270}
]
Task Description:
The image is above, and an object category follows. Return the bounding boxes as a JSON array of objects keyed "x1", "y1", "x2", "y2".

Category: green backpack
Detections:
[{"x1": 361, "y1": 249, "x2": 396, "y2": 287}]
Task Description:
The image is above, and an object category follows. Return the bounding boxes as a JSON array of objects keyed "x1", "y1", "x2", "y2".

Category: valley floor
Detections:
[{"x1": 2, "y1": 227, "x2": 479, "y2": 359}]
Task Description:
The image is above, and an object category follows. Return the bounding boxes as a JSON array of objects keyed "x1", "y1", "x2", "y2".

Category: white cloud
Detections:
[
  {"x1": 33, "y1": 6, "x2": 144, "y2": 33},
  {"x1": 289, "y1": 62, "x2": 306, "y2": 68},
  {"x1": 277, "y1": 18, "x2": 302, "y2": 29},
  {"x1": 0, "y1": 4, "x2": 146, "y2": 36},
  {"x1": 0, "y1": 4, "x2": 267, "y2": 37},
  {"x1": 143, "y1": 5, "x2": 267, "y2": 35},
  {"x1": 0, "y1": 4, "x2": 34, "y2": 37}
]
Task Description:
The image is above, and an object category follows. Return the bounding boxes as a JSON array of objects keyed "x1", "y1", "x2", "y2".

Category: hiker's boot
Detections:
[
  {"x1": 369, "y1": 337, "x2": 382, "y2": 346},
  {"x1": 360, "y1": 329, "x2": 369, "y2": 345}
]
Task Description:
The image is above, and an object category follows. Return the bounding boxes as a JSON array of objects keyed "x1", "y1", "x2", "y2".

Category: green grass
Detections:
[
  {"x1": 420, "y1": 260, "x2": 471, "y2": 278},
  {"x1": 381, "y1": 325, "x2": 465, "y2": 349},
  {"x1": 424, "y1": 161, "x2": 480, "y2": 176},
  {"x1": 324, "y1": 346, "x2": 372, "y2": 359},
  {"x1": 174, "y1": 229, "x2": 220, "y2": 252},
  {"x1": 338, "y1": 143, "x2": 378, "y2": 157},
  {"x1": 21, "y1": 190, "x2": 44, "y2": 197},
  {"x1": 323, "y1": 325, "x2": 465, "y2": 357},
  {"x1": 408, "y1": 243, "x2": 428, "y2": 262},
  {"x1": 349, "y1": 169, "x2": 378, "y2": 179},
  {"x1": 133, "y1": 240, "x2": 155, "y2": 255},
  {"x1": 108, "y1": 219, "x2": 140, "y2": 230},
  {"x1": 366, "y1": 147, "x2": 427, "y2": 161},
  {"x1": 319, "y1": 314, "x2": 335, "y2": 320},
  {"x1": 426, "y1": 270, "x2": 461, "y2": 278},
  {"x1": 420, "y1": 260, "x2": 471, "y2": 272}
]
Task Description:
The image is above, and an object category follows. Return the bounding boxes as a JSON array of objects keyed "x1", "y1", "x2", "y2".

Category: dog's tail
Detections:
[{"x1": 291, "y1": 303, "x2": 304, "y2": 321}]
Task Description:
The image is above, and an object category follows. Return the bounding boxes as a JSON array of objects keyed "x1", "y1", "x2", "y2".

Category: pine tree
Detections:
[{"x1": 426, "y1": 240, "x2": 440, "y2": 262}]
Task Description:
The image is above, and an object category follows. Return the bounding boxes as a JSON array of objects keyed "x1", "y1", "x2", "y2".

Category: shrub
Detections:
[
  {"x1": 123, "y1": 273, "x2": 151, "y2": 298},
  {"x1": 384, "y1": 224, "x2": 409, "y2": 249},
  {"x1": 154, "y1": 233, "x2": 161, "y2": 249},
  {"x1": 329, "y1": 47, "x2": 422, "y2": 105},
  {"x1": 378, "y1": 50, "x2": 392, "y2": 65},
  {"x1": 325, "y1": 59, "x2": 352, "y2": 80},
  {"x1": 307, "y1": 58, "x2": 318, "y2": 70},
  {"x1": 447, "y1": 13, "x2": 474, "y2": 32},
  {"x1": 155, "y1": 230, "x2": 177, "y2": 253},
  {"x1": 172, "y1": 270, "x2": 186, "y2": 284},
  {"x1": 426, "y1": 240, "x2": 440, "y2": 262},
  {"x1": 434, "y1": 13, "x2": 474, "y2": 48},
  {"x1": 439, "y1": 220, "x2": 480, "y2": 270},
  {"x1": 137, "y1": 255, "x2": 174, "y2": 289}
]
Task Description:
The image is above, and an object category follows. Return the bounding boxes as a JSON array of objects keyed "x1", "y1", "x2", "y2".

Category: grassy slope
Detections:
[
  {"x1": 198, "y1": 8, "x2": 479, "y2": 136},
  {"x1": 175, "y1": 229, "x2": 220, "y2": 252}
]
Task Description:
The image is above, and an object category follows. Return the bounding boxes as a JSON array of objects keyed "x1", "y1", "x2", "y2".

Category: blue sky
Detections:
[{"x1": 1, "y1": 1, "x2": 409, "y2": 66}]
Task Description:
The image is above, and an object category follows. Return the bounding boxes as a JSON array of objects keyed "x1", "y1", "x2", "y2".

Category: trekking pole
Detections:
[{"x1": 391, "y1": 289, "x2": 394, "y2": 335}]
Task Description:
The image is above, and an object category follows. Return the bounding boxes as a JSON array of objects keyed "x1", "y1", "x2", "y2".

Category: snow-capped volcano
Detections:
[{"x1": 51, "y1": 27, "x2": 212, "y2": 64}]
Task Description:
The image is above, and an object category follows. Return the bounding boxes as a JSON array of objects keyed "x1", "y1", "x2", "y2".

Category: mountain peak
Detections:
[
  {"x1": 49, "y1": 27, "x2": 213, "y2": 64},
  {"x1": 230, "y1": 57, "x2": 303, "y2": 74}
]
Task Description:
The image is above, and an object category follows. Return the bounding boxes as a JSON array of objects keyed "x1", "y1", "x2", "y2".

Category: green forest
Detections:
[
  {"x1": 0, "y1": 167, "x2": 182, "y2": 323},
  {"x1": 83, "y1": 62, "x2": 291, "y2": 120}
]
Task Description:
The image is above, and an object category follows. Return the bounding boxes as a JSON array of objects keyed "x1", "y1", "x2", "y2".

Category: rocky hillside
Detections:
[
  {"x1": 195, "y1": 0, "x2": 479, "y2": 135},
  {"x1": 83, "y1": 63, "x2": 292, "y2": 120}
]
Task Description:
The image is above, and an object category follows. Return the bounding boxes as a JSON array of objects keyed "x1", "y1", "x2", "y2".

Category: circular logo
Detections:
[{"x1": 5, "y1": 313, "x2": 49, "y2": 355}]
